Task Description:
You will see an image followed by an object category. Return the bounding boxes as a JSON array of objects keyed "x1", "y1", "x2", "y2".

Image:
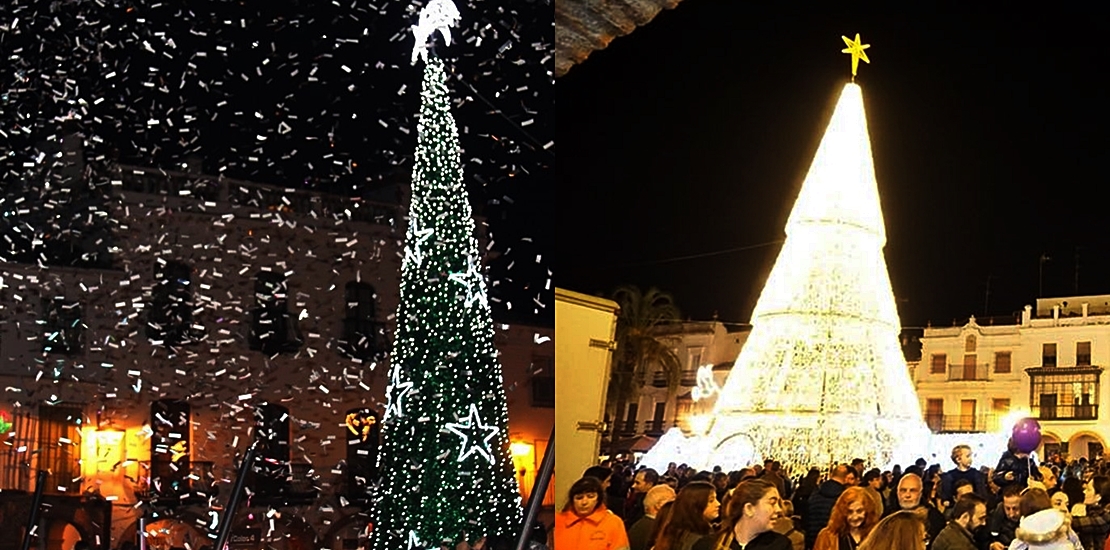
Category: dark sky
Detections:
[
  {"x1": 0, "y1": 0, "x2": 552, "y2": 325},
  {"x1": 559, "y1": 8, "x2": 1110, "y2": 329}
]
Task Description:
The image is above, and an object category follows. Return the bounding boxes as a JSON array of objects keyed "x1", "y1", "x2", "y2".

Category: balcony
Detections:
[
  {"x1": 615, "y1": 419, "x2": 675, "y2": 438},
  {"x1": 946, "y1": 363, "x2": 992, "y2": 382},
  {"x1": 924, "y1": 413, "x2": 1004, "y2": 433},
  {"x1": 652, "y1": 370, "x2": 698, "y2": 388},
  {"x1": 1032, "y1": 404, "x2": 1099, "y2": 421}
]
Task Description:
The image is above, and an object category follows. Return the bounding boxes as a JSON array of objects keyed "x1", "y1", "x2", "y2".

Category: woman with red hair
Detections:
[{"x1": 812, "y1": 486, "x2": 882, "y2": 550}]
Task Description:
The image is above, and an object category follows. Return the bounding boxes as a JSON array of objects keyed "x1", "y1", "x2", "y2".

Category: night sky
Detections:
[
  {"x1": 559, "y1": 8, "x2": 1110, "y2": 329},
  {"x1": 0, "y1": 0, "x2": 552, "y2": 325}
]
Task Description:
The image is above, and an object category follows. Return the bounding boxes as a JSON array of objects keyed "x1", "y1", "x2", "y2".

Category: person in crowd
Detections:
[
  {"x1": 626, "y1": 468, "x2": 662, "y2": 527},
  {"x1": 1061, "y1": 477, "x2": 1085, "y2": 515},
  {"x1": 887, "y1": 473, "x2": 946, "y2": 545},
  {"x1": 943, "y1": 480, "x2": 976, "y2": 520},
  {"x1": 771, "y1": 500, "x2": 805, "y2": 550},
  {"x1": 586, "y1": 465, "x2": 619, "y2": 513},
  {"x1": 1008, "y1": 487, "x2": 1081, "y2": 550},
  {"x1": 792, "y1": 468, "x2": 821, "y2": 524},
  {"x1": 993, "y1": 438, "x2": 1044, "y2": 490},
  {"x1": 939, "y1": 445, "x2": 988, "y2": 510},
  {"x1": 690, "y1": 479, "x2": 792, "y2": 550},
  {"x1": 763, "y1": 461, "x2": 787, "y2": 501},
  {"x1": 856, "y1": 509, "x2": 926, "y2": 550},
  {"x1": 861, "y1": 469, "x2": 883, "y2": 493},
  {"x1": 1049, "y1": 489, "x2": 1070, "y2": 514},
  {"x1": 981, "y1": 483, "x2": 1023, "y2": 550},
  {"x1": 932, "y1": 493, "x2": 987, "y2": 550},
  {"x1": 812, "y1": 486, "x2": 882, "y2": 550},
  {"x1": 1070, "y1": 474, "x2": 1110, "y2": 550},
  {"x1": 850, "y1": 459, "x2": 866, "y2": 482},
  {"x1": 554, "y1": 476, "x2": 630, "y2": 550},
  {"x1": 628, "y1": 484, "x2": 676, "y2": 550},
  {"x1": 804, "y1": 465, "x2": 852, "y2": 549},
  {"x1": 652, "y1": 481, "x2": 720, "y2": 550},
  {"x1": 1038, "y1": 465, "x2": 1058, "y2": 492}
]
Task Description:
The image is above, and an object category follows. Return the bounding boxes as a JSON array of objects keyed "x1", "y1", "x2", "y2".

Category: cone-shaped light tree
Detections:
[
  {"x1": 703, "y1": 41, "x2": 929, "y2": 471},
  {"x1": 368, "y1": 1, "x2": 523, "y2": 547}
]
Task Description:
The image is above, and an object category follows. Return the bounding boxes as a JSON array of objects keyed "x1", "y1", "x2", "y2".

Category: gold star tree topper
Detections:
[{"x1": 841, "y1": 33, "x2": 870, "y2": 79}]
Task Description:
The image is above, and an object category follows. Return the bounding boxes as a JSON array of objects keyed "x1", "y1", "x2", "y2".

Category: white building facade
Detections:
[
  {"x1": 914, "y1": 296, "x2": 1110, "y2": 460},
  {"x1": 617, "y1": 321, "x2": 748, "y2": 444}
]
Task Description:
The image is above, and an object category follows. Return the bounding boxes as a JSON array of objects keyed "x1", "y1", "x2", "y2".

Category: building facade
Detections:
[
  {"x1": 914, "y1": 296, "x2": 1110, "y2": 460},
  {"x1": 0, "y1": 155, "x2": 552, "y2": 548},
  {"x1": 614, "y1": 321, "x2": 749, "y2": 446}
]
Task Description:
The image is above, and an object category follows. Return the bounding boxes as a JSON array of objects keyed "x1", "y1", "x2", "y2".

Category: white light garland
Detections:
[
  {"x1": 411, "y1": 0, "x2": 461, "y2": 65},
  {"x1": 445, "y1": 403, "x2": 499, "y2": 465}
]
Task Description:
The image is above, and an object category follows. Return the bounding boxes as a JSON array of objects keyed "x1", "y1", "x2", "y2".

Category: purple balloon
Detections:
[{"x1": 1012, "y1": 417, "x2": 1042, "y2": 453}]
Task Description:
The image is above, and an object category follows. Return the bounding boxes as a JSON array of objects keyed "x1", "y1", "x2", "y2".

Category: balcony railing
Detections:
[
  {"x1": 947, "y1": 363, "x2": 992, "y2": 382},
  {"x1": 1033, "y1": 404, "x2": 1099, "y2": 421},
  {"x1": 924, "y1": 413, "x2": 1004, "y2": 433},
  {"x1": 615, "y1": 420, "x2": 675, "y2": 438},
  {"x1": 651, "y1": 370, "x2": 698, "y2": 388}
]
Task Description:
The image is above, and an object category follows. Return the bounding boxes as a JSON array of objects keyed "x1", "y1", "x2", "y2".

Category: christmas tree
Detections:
[
  {"x1": 368, "y1": 1, "x2": 523, "y2": 548},
  {"x1": 703, "y1": 39, "x2": 929, "y2": 471}
]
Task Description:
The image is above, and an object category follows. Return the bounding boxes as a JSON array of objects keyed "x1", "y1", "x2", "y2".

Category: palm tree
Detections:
[{"x1": 606, "y1": 285, "x2": 683, "y2": 450}]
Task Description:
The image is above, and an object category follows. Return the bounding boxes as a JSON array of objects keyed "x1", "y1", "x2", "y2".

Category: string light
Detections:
[
  {"x1": 679, "y1": 83, "x2": 930, "y2": 473},
  {"x1": 368, "y1": 4, "x2": 522, "y2": 545}
]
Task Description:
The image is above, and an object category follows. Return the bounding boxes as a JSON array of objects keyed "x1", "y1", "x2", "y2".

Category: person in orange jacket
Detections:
[{"x1": 555, "y1": 475, "x2": 631, "y2": 550}]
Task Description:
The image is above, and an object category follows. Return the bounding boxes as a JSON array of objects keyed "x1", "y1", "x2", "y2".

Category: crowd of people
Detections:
[{"x1": 554, "y1": 439, "x2": 1110, "y2": 550}]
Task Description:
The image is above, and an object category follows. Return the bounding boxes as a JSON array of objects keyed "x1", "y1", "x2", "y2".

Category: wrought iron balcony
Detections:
[
  {"x1": 1032, "y1": 404, "x2": 1099, "y2": 421},
  {"x1": 924, "y1": 413, "x2": 1003, "y2": 433}
]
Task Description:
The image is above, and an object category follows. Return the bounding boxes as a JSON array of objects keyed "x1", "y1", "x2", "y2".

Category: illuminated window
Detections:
[{"x1": 1028, "y1": 367, "x2": 1100, "y2": 420}]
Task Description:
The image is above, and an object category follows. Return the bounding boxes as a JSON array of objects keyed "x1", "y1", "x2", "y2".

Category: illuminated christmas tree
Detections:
[
  {"x1": 368, "y1": 1, "x2": 522, "y2": 548},
  {"x1": 703, "y1": 38, "x2": 929, "y2": 471}
]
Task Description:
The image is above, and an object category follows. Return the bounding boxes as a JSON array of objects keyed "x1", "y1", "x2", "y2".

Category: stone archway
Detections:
[
  {"x1": 1040, "y1": 431, "x2": 1063, "y2": 461},
  {"x1": 1068, "y1": 431, "x2": 1107, "y2": 461}
]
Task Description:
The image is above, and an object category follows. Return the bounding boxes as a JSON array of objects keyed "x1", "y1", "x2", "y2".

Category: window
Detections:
[
  {"x1": 249, "y1": 270, "x2": 300, "y2": 354},
  {"x1": 37, "y1": 403, "x2": 83, "y2": 495},
  {"x1": 339, "y1": 281, "x2": 382, "y2": 361},
  {"x1": 1028, "y1": 367, "x2": 1100, "y2": 420},
  {"x1": 147, "y1": 260, "x2": 195, "y2": 346},
  {"x1": 689, "y1": 349, "x2": 703, "y2": 369},
  {"x1": 531, "y1": 376, "x2": 554, "y2": 408},
  {"x1": 992, "y1": 398, "x2": 1011, "y2": 413},
  {"x1": 1043, "y1": 343, "x2": 1057, "y2": 368},
  {"x1": 995, "y1": 351, "x2": 1012, "y2": 374},
  {"x1": 42, "y1": 296, "x2": 83, "y2": 355},
  {"x1": 1077, "y1": 342, "x2": 1092, "y2": 367},
  {"x1": 930, "y1": 353, "x2": 947, "y2": 374},
  {"x1": 925, "y1": 399, "x2": 944, "y2": 432},
  {"x1": 965, "y1": 335, "x2": 977, "y2": 352},
  {"x1": 344, "y1": 408, "x2": 380, "y2": 501}
]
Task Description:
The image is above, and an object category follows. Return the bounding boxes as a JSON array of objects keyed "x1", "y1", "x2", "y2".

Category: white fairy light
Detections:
[
  {"x1": 411, "y1": 0, "x2": 461, "y2": 65},
  {"x1": 691, "y1": 364, "x2": 720, "y2": 402}
]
